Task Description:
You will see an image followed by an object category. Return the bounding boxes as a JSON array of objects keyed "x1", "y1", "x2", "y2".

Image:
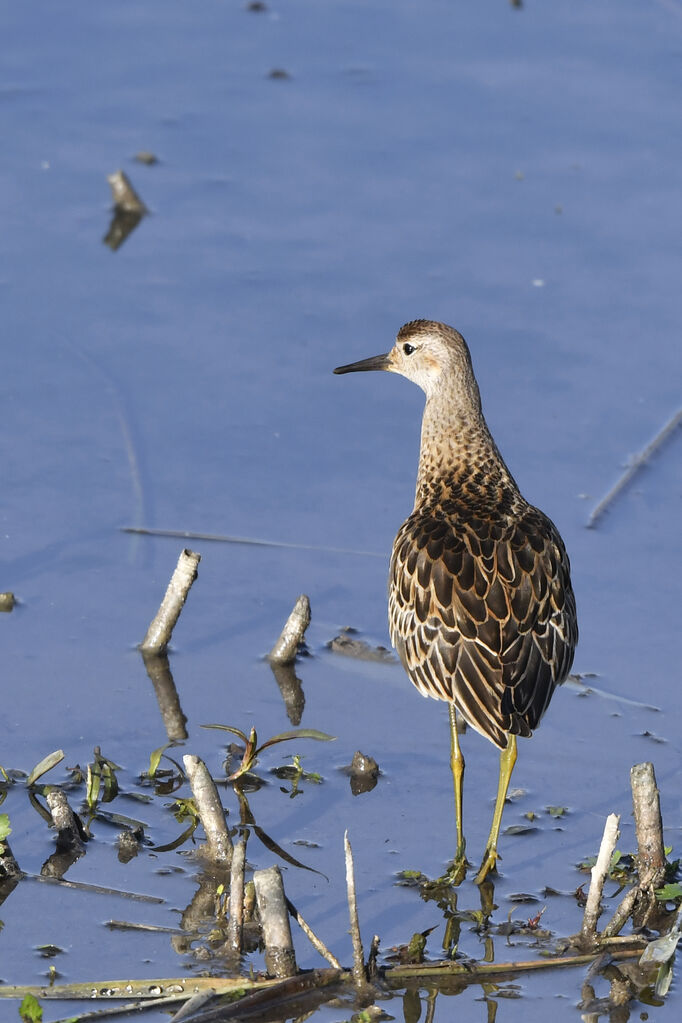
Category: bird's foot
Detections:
[
  {"x1": 444, "y1": 853, "x2": 469, "y2": 887},
  {"x1": 432, "y1": 846, "x2": 469, "y2": 888},
  {"x1": 473, "y1": 846, "x2": 500, "y2": 886}
]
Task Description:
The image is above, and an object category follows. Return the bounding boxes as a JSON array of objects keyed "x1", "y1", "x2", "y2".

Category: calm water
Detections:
[{"x1": 2, "y1": 1, "x2": 681, "y2": 1020}]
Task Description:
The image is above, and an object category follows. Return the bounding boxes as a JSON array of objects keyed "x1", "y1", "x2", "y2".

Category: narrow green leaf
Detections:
[
  {"x1": 251, "y1": 821, "x2": 328, "y2": 880},
  {"x1": 148, "y1": 744, "x2": 170, "y2": 778},
  {"x1": 257, "y1": 729, "x2": 336, "y2": 753},
  {"x1": 0, "y1": 813, "x2": 10, "y2": 841},
  {"x1": 100, "y1": 763, "x2": 119, "y2": 803},
  {"x1": 201, "y1": 724, "x2": 249, "y2": 743},
  {"x1": 26, "y1": 751, "x2": 64, "y2": 787},
  {"x1": 150, "y1": 820, "x2": 198, "y2": 853},
  {"x1": 86, "y1": 764, "x2": 101, "y2": 810}
]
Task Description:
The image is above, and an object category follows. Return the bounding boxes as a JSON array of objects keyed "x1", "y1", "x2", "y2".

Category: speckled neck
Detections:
[{"x1": 414, "y1": 385, "x2": 521, "y2": 513}]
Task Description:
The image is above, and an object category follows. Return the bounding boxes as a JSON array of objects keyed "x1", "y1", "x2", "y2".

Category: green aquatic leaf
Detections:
[
  {"x1": 656, "y1": 883, "x2": 682, "y2": 901},
  {"x1": 151, "y1": 820, "x2": 198, "y2": 853},
  {"x1": 19, "y1": 994, "x2": 43, "y2": 1022},
  {"x1": 86, "y1": 764, "x2": 100, "y2": 810},
  {"x1": 201, "y1": 723, "x2": 249, "y2": 743},
  {"x1": 26, "y1": 751, "x2": 64, "y2": 787},
  {"x1": 148, "y1": 744, "x2": 170, "y2": 778},
  {"x1": 257, "y1": 729, "x2": 336, "y2": 752}
]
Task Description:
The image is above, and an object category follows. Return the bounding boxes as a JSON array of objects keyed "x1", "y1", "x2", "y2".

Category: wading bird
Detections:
[{"x1": 334, "y1": 320, "x2": 577, "y2": 883}]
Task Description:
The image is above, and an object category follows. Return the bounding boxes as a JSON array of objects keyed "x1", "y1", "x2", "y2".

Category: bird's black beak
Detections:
[{"x1": 333, "y1": 352, "x2": 391, "y2": 375}]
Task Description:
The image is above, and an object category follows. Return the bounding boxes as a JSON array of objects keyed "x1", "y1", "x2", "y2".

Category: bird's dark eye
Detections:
[{"x1": 403, "y1": 343, "x2": 416, "y2": 355}]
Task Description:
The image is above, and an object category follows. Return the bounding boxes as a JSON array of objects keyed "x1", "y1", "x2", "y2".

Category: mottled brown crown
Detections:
[{"x1": 398, "y1": 319, "x2": 455, "y2": 340}]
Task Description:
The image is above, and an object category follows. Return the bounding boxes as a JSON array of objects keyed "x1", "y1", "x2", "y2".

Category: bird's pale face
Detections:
[
  {"x1": 334, "y1": 323, "x2": 468, "y2": 401},
  {"x1": 384, "y1": 331, "x2": 453, "y2": 397}
]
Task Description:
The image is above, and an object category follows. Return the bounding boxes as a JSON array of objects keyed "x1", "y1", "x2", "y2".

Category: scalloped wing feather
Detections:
[{"x1": 389, "y1": 505, "x2": 577, "y2": 749}]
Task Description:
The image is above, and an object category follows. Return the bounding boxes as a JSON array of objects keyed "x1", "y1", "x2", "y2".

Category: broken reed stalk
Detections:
[
  {"x1": 46, "y1": 788, "x2": 85, "y2": 852},
  {"x1": 285, "y1": 897, "x2": 342, "y2": 969},
  {"x1": 603, "y1": 761, "x2": 667, "y2": 937},
  {"x1": 253, "y1": 866, "x2": 297, "y2": 978},
  {"x1": 580, "y1": 812, "x2": 620, "y2": 946},
  {"x1": 182, "y1": 755, "x2": 233, "y2": 867},
  {"x1": 268, "y1": 594, "x2": 311, "y2": 665},
  {"x1": 227, "y1": 838, "x2": 246, "y2": 953},
  {"x1": 630, "y1": 761, "x2": 665, "y2": 885},
  {"x1": 587, "y1": 408, "x2": 682, "y2": 528},
  {"x1": 140, "y1": 549, "x2": 201, "y2": 655},
  {"x1": 107, "y1": 169, "x2": 147, "y2": 213},
  {"x1": 344, "y1": 830, "x2": 366, "y2": 988}
]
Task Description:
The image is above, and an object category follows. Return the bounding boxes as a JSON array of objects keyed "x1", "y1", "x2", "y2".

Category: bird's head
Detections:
[{"x1": 334, "y1": 319, "x2": 477, "y2": 404}]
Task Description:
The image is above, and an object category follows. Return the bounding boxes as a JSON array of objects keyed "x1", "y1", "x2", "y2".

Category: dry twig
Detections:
[
  {"x1": 580, "y1": 813, "x2": 620, "y2": 946},
  {"x1": 286, "y1": 897, "x2": 342, "y2": 969}
]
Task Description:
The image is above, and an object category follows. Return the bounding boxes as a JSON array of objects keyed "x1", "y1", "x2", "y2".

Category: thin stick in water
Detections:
[
  {"x1": 140, "y1": 549, "x2": 201, "y2": 655},
  {"x1": 587, "y1": 408, "x2": 682, "y2": 528},
  {"x1": 121, "y1": 525, "x2": 384, "y2": 559},
  {"x1": 344, "y1": 830, "x2": 366, "y2": 988},
  {"x1": 602, "y1": 886, "x2": 639, "y2": 940},
  {"x1": 227, "y1": 838, "x2": 246, "y2": 953},
  {"x1": 182, "y1": 755, "x2": 233, "y2": 868},
  {"x1": 285, "y1": 897, "x2": 342, "y2": 969},
  {"x1": 268, "y1": 595, "x2": 311, "y2": 665},
  {"x1": 580, "y1": 812, "x2": 620, "y2": 946}
]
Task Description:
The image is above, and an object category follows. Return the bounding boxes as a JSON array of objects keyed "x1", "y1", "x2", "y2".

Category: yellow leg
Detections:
[
  {"x1": 474, "y1": 734, "x2": 517, "y2": 885},
  {"x1": 448, "y1": 704, "x2": 468, "y2": 883}
]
